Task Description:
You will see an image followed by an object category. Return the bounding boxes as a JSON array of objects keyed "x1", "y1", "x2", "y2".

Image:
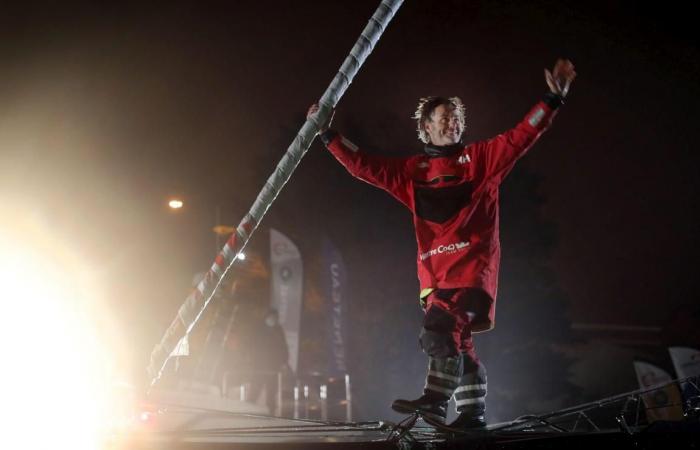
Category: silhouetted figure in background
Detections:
[{"x1": 248, "y1": 308, "x2": 289, "y2": 415}]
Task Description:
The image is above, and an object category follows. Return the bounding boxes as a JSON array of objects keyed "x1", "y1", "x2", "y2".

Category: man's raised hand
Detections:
[{"x1": 545, "y1": 59, "x2": 576, "y2": 98}]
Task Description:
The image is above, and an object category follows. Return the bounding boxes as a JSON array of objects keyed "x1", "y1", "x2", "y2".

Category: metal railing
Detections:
[
  {"x1": 221, "y1": 370, "x2": 353, "y2": 422},
  {"x1": 491, "y1": 375, "x2": 699, "y2": 434}
]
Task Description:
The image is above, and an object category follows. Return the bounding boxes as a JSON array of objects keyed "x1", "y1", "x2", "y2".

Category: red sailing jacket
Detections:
[{"x1": 322, "y1": 97, "x2": 560, "y2": 332}]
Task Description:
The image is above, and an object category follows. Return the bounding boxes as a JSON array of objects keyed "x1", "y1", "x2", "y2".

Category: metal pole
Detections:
[
  {"x1": 221, "y1": 371, "x2": 229, "y2": 398},
  {"x1": 293, "y1": 383, "x2": 300, "y2": 419},
  {"x1": 320, "y1": 384, "x2": 328, "y2": 421},
  {"x1": 345, "y1": 373, "x2": 352, "y2": 422},
  {"x1": 147, "y1": 0, "x2": 405, "y2": 388},
  {"x1": 276, "y1": 371, "x2": 283, "y2": 417}
]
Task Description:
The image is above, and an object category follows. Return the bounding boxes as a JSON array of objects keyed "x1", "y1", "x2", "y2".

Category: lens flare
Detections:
[{"x1": 1, "y1": 213, "x2": 121, "y2": 450}]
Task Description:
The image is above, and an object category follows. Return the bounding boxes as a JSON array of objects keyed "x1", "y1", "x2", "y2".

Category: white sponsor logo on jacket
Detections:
[{"x1": 420, "y1": 241, "x2": 470, "y2": 261}]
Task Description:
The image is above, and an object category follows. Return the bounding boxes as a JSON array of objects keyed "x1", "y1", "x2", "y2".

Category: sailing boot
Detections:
[
  {"x1": 449, "y1": 356, "x2": 487, "y2": 429},
  {"x1": 392, "y1": 356, "x2": 462, "y2": 424}
]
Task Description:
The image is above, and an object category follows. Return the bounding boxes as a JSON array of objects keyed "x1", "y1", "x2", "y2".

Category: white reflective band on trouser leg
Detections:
[
  {"x1": 428, "y1": 370, "x2": 461, "y2": 383},
  {"x1": 455, "y1": 397, "x2": 485, "y2": 407},
  {"x1": 454, "y1": 384, "x2": 487, "y2": 394},
  {"x1": 425, "y1": 384, "x2": 454, "y2": 397}
]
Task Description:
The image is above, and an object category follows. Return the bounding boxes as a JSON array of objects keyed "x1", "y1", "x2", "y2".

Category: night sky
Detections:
[{"x1": 1, "y1": 1, "x2": 698, "y2": 420}]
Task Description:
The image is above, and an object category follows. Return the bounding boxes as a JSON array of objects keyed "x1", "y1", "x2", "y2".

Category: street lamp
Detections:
[
  {"x1": 168, "y1": 198, "x2": 184, "y2": 210},
  {"x1": 167, "y1": 197, "x2": 243, "y2": 258}
]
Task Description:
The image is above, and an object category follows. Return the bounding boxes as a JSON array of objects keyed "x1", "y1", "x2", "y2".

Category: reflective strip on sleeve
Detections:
[
  {"x1": 340, "y1": 136, "x2": 359, "y2": 153},
  {"x1": 528, "y1": 107, "x2": 545, "y2": 127}
]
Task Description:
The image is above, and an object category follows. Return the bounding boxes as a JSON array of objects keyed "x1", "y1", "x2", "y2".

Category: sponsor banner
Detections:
[
  {"x1": 270, "y1": 229, "x2": 303, "y2": 373},
  {"x1": 322, "y1": 238, "x2": 347, "y2": 376}
]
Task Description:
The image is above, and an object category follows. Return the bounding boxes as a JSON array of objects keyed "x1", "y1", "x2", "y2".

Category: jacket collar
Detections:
[{"x1": 424, "y1": 141, "x2": 463, "y2": 158}]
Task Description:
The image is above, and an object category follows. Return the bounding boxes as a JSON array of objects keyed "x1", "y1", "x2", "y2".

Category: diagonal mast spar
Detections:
[{"x1": 147, "y1": 0, "x2": 405, "y2": 387}]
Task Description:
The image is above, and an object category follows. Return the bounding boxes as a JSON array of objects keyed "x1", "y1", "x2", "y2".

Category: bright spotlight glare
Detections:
[
  {"x1": 1, "y1": 224, "x2": 117, "y2": 450},
  {"x1": 168, "y1": 199, "x2": 184, "y2": 209},
  {"x1": 237, "y1": 252, "x2": 246, "y2": 261}
]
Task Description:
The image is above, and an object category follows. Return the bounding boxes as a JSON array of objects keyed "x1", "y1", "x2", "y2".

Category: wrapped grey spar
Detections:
[{"x1": 147, "y1": 0, "x2": 404, "y2": 387}]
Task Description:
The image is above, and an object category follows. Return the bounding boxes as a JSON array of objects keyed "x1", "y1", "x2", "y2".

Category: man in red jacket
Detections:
[{"x1": 308, "y1": 59, "x2": 576, "y2": 429}]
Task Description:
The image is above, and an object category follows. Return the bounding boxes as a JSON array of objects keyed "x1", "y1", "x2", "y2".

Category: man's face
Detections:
[{"x1": 425, "y1": 104, "x2": 463, "y2": 146}]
